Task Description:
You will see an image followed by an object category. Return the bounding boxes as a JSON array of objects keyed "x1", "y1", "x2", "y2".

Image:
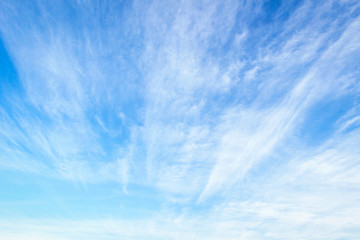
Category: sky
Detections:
[{"x1": 0, "y1": 0, "x2": 360, "y2": 239}]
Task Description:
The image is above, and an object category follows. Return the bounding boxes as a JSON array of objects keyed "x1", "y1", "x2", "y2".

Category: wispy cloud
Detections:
[{"x1": 0, "y1": 0, "x2": 359, "y2": 239}]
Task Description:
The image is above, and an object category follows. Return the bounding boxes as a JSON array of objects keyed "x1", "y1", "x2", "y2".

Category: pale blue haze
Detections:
[{"x1": 0, "y1": 0, "x2": 360, "y2": 239}]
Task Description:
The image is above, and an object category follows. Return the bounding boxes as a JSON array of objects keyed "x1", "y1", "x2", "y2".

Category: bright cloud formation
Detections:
[{"x1": 0, "y1": 0, "x2": 360, "y2": 239}]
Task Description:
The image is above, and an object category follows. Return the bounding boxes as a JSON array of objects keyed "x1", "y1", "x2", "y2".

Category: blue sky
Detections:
[{"x1": 0, "y1": 0, "x2": 360, "y2": 239}]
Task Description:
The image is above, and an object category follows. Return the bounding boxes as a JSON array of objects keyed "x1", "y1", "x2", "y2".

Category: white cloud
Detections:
[{"x1": 0, "y1": 1, "x2": 359, "y2": 239}]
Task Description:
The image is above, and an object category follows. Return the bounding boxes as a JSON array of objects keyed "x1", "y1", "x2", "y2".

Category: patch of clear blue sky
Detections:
[
  {"x1": 0, "y1": 170, "x2": 161, "y2": 220},
  {"x1": 0, "y1": 38, "x2": 20, "y2": 101}
]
